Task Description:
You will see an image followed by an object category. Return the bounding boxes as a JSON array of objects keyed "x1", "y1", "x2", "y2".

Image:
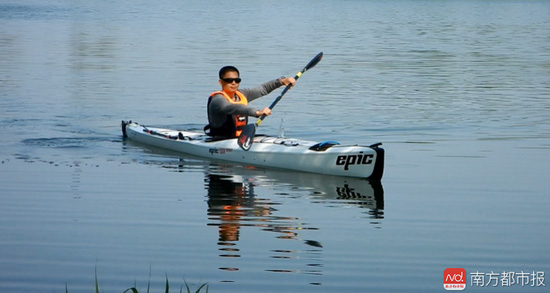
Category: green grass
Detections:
[
  {"x1": 123, "y1": 275, "x2": 209, "y2": 293},
  {"x1": 65, "y1": 268, "x2": 209, "y2": 293}
]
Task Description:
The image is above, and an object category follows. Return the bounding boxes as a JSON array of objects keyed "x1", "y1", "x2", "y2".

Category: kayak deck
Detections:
[{"x1": 122, "y1": 120, "x2": 384, "y2": 180}]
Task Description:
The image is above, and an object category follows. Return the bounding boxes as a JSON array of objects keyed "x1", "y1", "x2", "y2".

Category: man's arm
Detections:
[
  {"x1": 239, "y1": 78, "x2": 283, "y2": 102},
  {"x1": 208, "y1": 95, "x2": 257, "y2": 127}
]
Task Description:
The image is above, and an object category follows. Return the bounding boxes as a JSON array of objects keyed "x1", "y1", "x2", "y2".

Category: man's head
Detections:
[
  {"x1": 218, "y1": 66, "x2": 241, "y2": 94},
  {"x1": 219, "y1": 66, "x2": 239, "y2": 80}
]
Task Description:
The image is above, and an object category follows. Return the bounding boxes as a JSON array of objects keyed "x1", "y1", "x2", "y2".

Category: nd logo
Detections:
[{"x1": 444, "y1": 268, "x2": 466, "y2": 290}]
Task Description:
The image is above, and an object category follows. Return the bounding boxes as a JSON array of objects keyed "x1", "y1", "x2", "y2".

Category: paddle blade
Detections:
[
  {"x1": 238, "y1": 124, "x2": 256, "y2": 151},
  {"x1": 304, "y1": 52, "x2": 323, "y2": 71}
]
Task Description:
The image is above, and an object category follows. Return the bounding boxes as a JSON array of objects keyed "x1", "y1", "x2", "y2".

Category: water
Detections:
[{"x1": 1, "y1": 0, "x2": 550, "y2": 292}]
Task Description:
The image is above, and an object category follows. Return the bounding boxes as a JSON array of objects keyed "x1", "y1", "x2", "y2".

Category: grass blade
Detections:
[
  {"x1": 147, "y1": 265, "x2": 151, "y2": 293},
  {"x1": 196, "y1": 283, "x2": 208, "y2": 293},
  {"x1": 95, "y1": 266, "x2": 99, "y2": 293}
]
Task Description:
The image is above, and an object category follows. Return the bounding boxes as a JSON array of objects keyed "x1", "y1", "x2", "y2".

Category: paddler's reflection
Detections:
[
  {"x1": 205, "y1": 174, "x2": 269, "y2": 243},
  {"x1": 204, "y1": 172, "x2": 324, "y2": 275}
]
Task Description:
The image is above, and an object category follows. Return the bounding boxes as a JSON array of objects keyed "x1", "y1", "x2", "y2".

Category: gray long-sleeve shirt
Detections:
[{"x1": 207, "y1": 78, "x2": 283, "y2": 128}]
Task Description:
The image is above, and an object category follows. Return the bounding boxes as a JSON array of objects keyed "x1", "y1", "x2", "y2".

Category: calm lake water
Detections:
[{"x1": 1, "y1": 0, "x2": 550, "y2": 292}]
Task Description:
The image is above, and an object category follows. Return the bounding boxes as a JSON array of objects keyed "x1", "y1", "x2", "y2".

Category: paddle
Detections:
[{"x1": 238, "y1": 52, "x2": 324, "y2": 151}]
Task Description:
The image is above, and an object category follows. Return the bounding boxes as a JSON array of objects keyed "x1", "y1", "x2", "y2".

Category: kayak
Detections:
[
  {"x1": 122, "y1": 120, "x2": 384, "y2": 180},
  {"x1": 121, "y1": 120, "x2": 385, "y2": 180}
]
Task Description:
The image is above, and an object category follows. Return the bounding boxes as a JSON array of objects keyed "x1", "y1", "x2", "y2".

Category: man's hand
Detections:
[
  {"x1": 255, "y1": 107, "x2": 272, "y2": 117},
  {"x1": 280, "y1": 77, "x2": 296, "y2": 87}
]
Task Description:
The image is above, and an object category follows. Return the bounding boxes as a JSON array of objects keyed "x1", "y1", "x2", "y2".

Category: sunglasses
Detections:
[{"x1": 221, "y1": 77, "x2": 242, "y2": 84}]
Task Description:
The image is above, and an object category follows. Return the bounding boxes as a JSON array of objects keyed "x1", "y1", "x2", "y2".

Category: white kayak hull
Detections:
[{"x1": 122, "y1": 121, "x2": 384, "y2": 180}]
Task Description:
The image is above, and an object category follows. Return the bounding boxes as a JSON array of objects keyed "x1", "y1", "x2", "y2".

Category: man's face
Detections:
[{"x1": 219, "y1": 71, "x2": 241, "y2": 94}]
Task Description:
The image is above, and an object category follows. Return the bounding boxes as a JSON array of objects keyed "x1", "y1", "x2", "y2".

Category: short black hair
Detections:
[{"x1": 219, "y1": 66, "x2": 240, "y2": 79}]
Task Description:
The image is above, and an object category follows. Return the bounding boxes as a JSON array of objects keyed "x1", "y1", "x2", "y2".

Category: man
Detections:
[{"x1": 205, "y1": 66, "x2": 296, "y2": 138}]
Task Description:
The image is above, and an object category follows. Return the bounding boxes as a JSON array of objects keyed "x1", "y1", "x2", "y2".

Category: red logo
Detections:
[{"x1": 444, "y1": 268, "x2": 466, "y2": 290}]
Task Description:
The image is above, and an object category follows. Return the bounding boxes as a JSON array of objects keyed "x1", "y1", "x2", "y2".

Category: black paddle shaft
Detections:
[{"x1": 258, "y1": 52, "x2": 324, "y2": 123}]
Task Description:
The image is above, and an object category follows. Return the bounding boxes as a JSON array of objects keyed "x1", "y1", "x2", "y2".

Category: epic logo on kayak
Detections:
[
  {"x1": 336, "y1": 154, "x2": 373, "y2": 170},
  {"x1": 209, "y1": 148, "x2": 233, "y2": 155}
]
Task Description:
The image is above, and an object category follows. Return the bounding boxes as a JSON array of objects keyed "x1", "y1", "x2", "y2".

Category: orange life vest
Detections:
[{"x1": 206, "y1": 90, "x2": 249, "y2": 137}]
